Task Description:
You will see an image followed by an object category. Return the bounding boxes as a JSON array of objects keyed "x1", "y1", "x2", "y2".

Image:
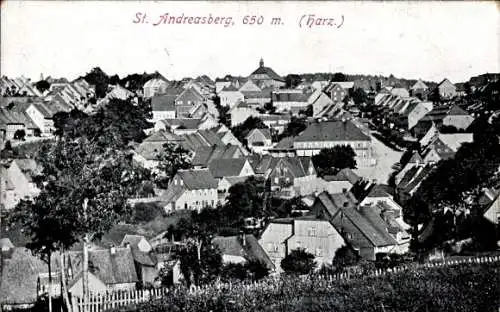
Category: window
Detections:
[
  {"x1": 184, "y1": 203, "x2": 188, "y2": 209},
  {"x1": 308, "y1": 227, "x2": 317, "y2": 237},
  {"x1": 274, "y1": 177, "x2": 279, "y2": 184}
]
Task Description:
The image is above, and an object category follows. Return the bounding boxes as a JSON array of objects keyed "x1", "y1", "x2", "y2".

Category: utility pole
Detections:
[{"x1": 82, "y1": 199, "x2": 89, "y2": 312}]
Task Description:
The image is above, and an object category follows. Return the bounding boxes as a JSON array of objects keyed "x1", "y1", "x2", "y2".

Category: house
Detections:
[
  {"x1": 0, "y1": 238, "x2": 14, "y2": 252},
  {"x1": 67, "y1": 247, "x2": 138, "y2": 296},
  {"x1": 412, "y1": 105, "x2": 474, "y2": 137},
  {"x1": 310, "y1": 192, "x2": 400, "y2": 260},
  {"x1": 324, "y1": 81, "x2": 354, "y2": 102},
  {"x1": 259, "y1": 216, "x2": 346, "y2": 273},
  {"x1": 248, "y1": 58, "x2": 286, "y2": 89},
  {"x1": 410, "y1": 79, "x2": 428, "y2": 98},
  {"x1": 159, "y1": 168, "x2": 218, "y2": 213},
  {"x1": 218, "y1": 85, "x2": 244, "y2": 108},
  {"x1": 133, "y1": 130, "x2": 185, "y2": 171},
  {"x1": 398, "y1": 101, "x2": 433, "y2": 130},
  {"x1": 272, "y1": 89, "x2": 334, "y2": 116},
  {"x1": 0, "y1": 247, "x2": 60, "y2": 310},
  {"x1": 306, "y1": 168, "x2": 361, "y2": 195},
  {"x1": 422, "y1": 133, "x2": 473, "y2": 163},
  {"x1": 241, "y1": 87, "x2": 273, "y2": 107},
  {"x1": 229, "y1": 102, "x2": 260, "y2": 127},
  {"x1": 151, "y1": 94, "x2": 177, "y2": 121},
  {"x1": 105, "y1": 85, "x2": 134, "y2": 101},
  {"x1": 208, "y1": 158, "x2": 255, "y2": 180},
  {"x1": 23, "y1": 102, "x2": 55, "y2": 135},
  {"x1": 266, "y1": 156, "x2": 316, "y2": 198},
  {"x1": 482, "y1": 191, "x2": 500, "y2": 226},
  {"x1": 191, "y1": 145, "x2": 246, "y2": 168},
  {"x1": 0, "y1": 159, "x2": 40, "y2": 210},
  {"x1": 120, "y1": 235, "x2": 157, "y2": 286},
  {"x1": 325, "y1": 83, "x2": 348, "y2": 102},
  {"x1": 245, "y1": 128, "x2": 272, "y2": 153},
  {"x1": 436, "y1": 78, "x2": 457, "y2": 99},
  {"x1": 396, "y1": 164, "x2": 433, "y2": 204},
  {"x1": 143, "y1": 78, "x2": 169, "y2": 98},
  {"x1": 390, "y1": 87, "x2": 410, "y2": 98},
  {"x1": 293, "y1": 120, "x2": 374, "y2": 165},
  {"x1": 0, "y1": 106, "x2": 38, "y2": 141},
  {"x1": 212, "y1": 233, "x2": 275, "y2": 270},
  {"x1": 259, "y1": 114, "x2": 292, "y2": 134},
  {"x1": 395, "y1": 151, "x2": 425, "y2": 185},
  {"x1": 175, "y1": 87, "x2": 206, "y2": 118}
]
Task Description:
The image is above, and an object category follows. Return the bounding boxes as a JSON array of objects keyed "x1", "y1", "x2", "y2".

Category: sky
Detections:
[{"x1": 1, "y1": 1, "x2": 499, "y2": 83}]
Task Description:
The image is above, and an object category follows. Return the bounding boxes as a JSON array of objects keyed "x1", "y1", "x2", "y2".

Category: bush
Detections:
[
  {"x1": 133, "y1": 202, "x2": 161, "y2": 223},
  {"x1": 13, "y1": 129, "x2": 26, "y2": 141},
  {"x1": 281, "y1": 248, "x2": 316, "y2": 275},
  {"x1": 106, "y1": 262, "x2": 500, "y2": 312}
]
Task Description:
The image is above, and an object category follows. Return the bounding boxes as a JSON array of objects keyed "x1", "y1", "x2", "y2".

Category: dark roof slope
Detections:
[
  {"x1": 68, "y1": 248, "x2": 138, "y2": 285},
  {"x1": 209, "y1": 158, "x2": 248, "y2": 178},
  {"x1": 176, "y1": 169, "x2": 218, "y2": 189},
  {"x1": 295, "y1": 120, "x2": 370, "y2": 142}
]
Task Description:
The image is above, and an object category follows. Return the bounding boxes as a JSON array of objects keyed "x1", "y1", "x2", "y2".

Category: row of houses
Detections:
[{"x1": 0, "y1": 234, "x2": 182, "y2": 309}]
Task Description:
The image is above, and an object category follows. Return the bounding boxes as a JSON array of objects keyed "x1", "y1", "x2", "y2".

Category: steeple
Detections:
[{"x1": 259, "y1": 58, "x2": 264, "y2": 68}]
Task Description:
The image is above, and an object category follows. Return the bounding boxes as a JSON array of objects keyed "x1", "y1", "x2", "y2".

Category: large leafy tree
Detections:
[
  {"x1": 281, "y1": 248, "x2": 316, "y2": 275},
  {"x1": 231, "y1": 116, "x2": 268, "y2": 143},
  {"x1": 9, "y1": 97, "x2": 152, "y2": 311},
  {"x1": 156, "y1": 143, "x2": 192, "y2": 188},
  {"x1": 279, "y1": 116, "x2": 307, "y2": 140},
  {"x1": 313, "y1": 145, "x2": 357, "y2": 177},
  {"x1": 225, "y1": 177, "x2": 265, "y2": 220}
]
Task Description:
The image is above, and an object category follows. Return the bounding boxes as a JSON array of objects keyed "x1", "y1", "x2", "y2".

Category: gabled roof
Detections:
[
  {"x1": 397, "y1": 165, "x2": 433, "y2": 194},
  {"x1": 211, "y1": 234, "x2": 275, "y2": 269},
  {"x1": 366, "y1": 184, "x2": 394, "y2": 198},
  {"x1": 121, "y1": 234, "x2": 147, "y2": 247},
  {"x1": 245, "y1": 128, "x2": 272, "y2": 141},
  {"x1": 447, "y1": 105, "x2": 470, "y2": 116},
  {"x1": 411, "y1": 79, "x2": 428, "y2": 90},
  {"x1": 0, "y1": 238, "x2": 14, "y2": 250},
  {"x1": 323, "y1": 168, "x2": 361, "y2": 185},
  {"x1": 407, "y1": 151, "x2": 424, "y2": 164},
  {"x1": 294, "y1": 120, "x2": 371, "y2": 142},
  {"x1": 315, "y1": 192, "x2": 396, "y2": 248},
  {"x1": 208, "y1": 158, "x2": 250, "y2": 178},
  {"x1": 220, "y1": 85, "x2": 240, "y2": 92},
  {"x1": 0, "y1": 248, "x2": 60, "y2": 305},
  {"x1": 435, "y1": 133, "x2": 473, "y2": 152},
  {"x1": 191, "y1": 145, "x2": 242, "y2": 167},
  {"x1": 144, "y1": 130, "x2": 182, "y2": 143},
  {"x1": 176, "y1": 169, "x2": 218, "y2": 190},
  {"x1": 163, "y1": 118, "x2": 202, "y2": 130},
  {"x1": 250, "y1": 59, "x2": 284, "y2": 82},
  {"x1": 269, "y1": 157, "x2": 313, "y2": 178},
  {"x1": 68, "y1": 248, "x2": 138, "y2": 286}
]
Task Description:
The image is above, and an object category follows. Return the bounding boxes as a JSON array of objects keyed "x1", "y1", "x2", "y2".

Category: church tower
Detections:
[{"x1": 259, "y1": 58, "x2": 264, "y2": 68}]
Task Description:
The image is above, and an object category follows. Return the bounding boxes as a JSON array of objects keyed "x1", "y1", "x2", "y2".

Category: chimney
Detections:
[{"x1": 110, "y1": 246, "x2": 116, "y2": 255}]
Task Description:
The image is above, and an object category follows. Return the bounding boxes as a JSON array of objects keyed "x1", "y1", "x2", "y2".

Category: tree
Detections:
[
  {"x1": 332, "y1": 245, "x2": 360, "y2": 269},
  {"x1": 279, "y1": 116, "x2": 307, "y2": 140},
  {"x1": 285, "y1": 74, "x2": 302, "y2": 88},
  {"x1": 298, "y1": 105, "x2": 313, "y2": 117},
  {"x1": 331, "y1": 72, "x2": 347, "y2": 82},
  {"x1": 280, "y1": 248, "x2": 316, "y2": 275},
  {"x1": 156, "y1": 143, "x2": 192, "y2": 188},
  {"x1": 246, "y1": 259, "x2": 270, "y2": 281},
  {"x1": 231, "y1": 116, "x2": 268, "y2": 144},
  {"x1": 34, "y1": 80, "x2": 51, "y2": 93},
  {"x1": 178, "y1": 240, "x2": 223, "y2": 286},
  {"x1": 81, "y1": 67, "x2": 110, "y2": 98},
  {"x1": 9, "y1": 98, "x2": 151, "y2": 311},
  {"x1": 312, "y1": 145, "x2": 357, "y2": 177},
  {"x1": 225, "y1": 177, "x2": 265, "y2": 220},
  {"x1": 34, "y1": 128, "x2": 42, "y2": 137},
  {"x1": 351, "y1": 87, "x2": 367, "y2": 105},
  {"x1": 13, "y1": 129, "x2": 26, "y2": 141}
]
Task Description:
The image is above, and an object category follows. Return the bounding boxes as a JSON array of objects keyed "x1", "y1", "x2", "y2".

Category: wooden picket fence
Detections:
[
  {"x1": 71, "y1": 288, "x2": 169, "y2": 312},
  {"x1": 70, "y1": 254, "x2": 500, "y2": 312}
]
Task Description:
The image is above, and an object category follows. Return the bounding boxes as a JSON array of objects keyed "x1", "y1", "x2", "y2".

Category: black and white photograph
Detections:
[{"x1": 0, "y1": 1, "x2": 499, "y2": 311}]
